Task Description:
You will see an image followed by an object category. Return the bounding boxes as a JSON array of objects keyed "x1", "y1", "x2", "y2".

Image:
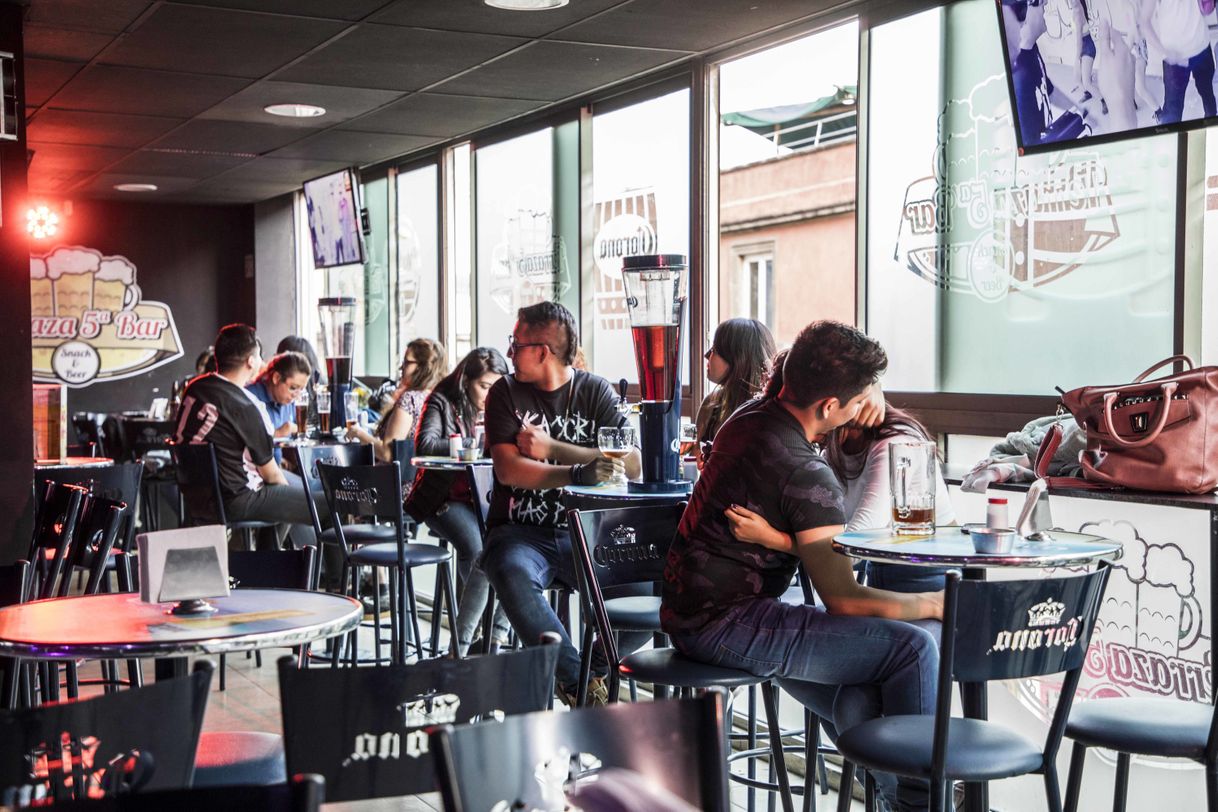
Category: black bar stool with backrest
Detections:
[
  {"x1": 317, "y1": 461, "x2": 459, "y2": 665},
  {"x1": 1062, "y1": 591, "x2": 1218, "y2": 811},
  {"x1": 431, "y1": 691, "x2": 731, "y2": 812},
  {"x1": 171, "y1": 443, "x2": 274, "y2": 551},
  {"x1": 293, "y1": 443, "x2": 397, "y2": 554},
  {"x1": 0, "y1": 561, "x2": 32, "y2": 709},
  {"x1": 278, "y1": 641, "x2": 559, "y2": 802},
  {"x1": 835, "y1": 565, "x2": 1112, "y2": 812},
  {"x1": 119, "y1": 416, "x2": 176, "y2": 532},
  {"x1": 568, "y1": 503, "x2": 802, "y2": 812}
]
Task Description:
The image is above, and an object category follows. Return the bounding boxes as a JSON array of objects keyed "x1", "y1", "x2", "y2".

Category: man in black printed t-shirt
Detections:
[
  {"x1": 174, "y1": 323, "x2": 312, "y2": 550},
  {"x1": 482, "y1": 301, "x2": 642, "y2": 706},
  {"x1": 661, "y1": 321, "x2": 943, "y2": 812}
]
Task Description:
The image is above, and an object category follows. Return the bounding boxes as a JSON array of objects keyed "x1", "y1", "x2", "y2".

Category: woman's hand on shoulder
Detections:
[{"x1": 725, "y1": 504, "x2": 793, "y2": 552}]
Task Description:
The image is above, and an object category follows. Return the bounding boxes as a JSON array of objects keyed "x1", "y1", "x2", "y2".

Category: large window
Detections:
[
  {"x1": 717, "y1": 22, "x2": 859, "y2": 347},
  {"x1": 394, "y1": 163, "x2": 441, "y2": 363},
  {"x1": 475, "y1": 128, "x2": 561, "y2": 352},
  {"x1": 448, "y1": 143, "x2": 474, "y2": 360},
  {"x1": 865, "y1": 2, "x2": 1177, "y2": 395},
  {"x1": 590, "y1": 88, "x2": 691, "y2": 384}
]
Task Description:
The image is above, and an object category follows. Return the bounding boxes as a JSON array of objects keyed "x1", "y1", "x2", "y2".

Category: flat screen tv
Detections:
[
  {"x1": 996, "y1": 0, "x2": 1218, "y2": 155},
  {"x1": 303, "y1": 168, "x2": 365, "y2": 268}
]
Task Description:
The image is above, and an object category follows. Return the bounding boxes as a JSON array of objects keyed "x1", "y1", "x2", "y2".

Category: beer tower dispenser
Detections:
[
  {"x1": 621, "y1": 254, "x2": 690, "y2": 494},
  {"x1": 317, "y1": 296, "x2": 357, "y2": 432}
]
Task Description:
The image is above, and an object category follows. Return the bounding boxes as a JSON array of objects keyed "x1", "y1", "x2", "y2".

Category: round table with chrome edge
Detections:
[
  {"x1": 832, "y1": 526, "x2": 1124, "y2": 812},
  {"x1": 0, "y1": 589, "x2": 362, "y2": 684},
  {"x1": 411, "y1": 456, "x2": 493, "y2": 471}
]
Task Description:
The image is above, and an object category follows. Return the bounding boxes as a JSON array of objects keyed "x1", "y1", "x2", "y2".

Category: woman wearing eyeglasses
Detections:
[
  {"x1": 694, "y1": 318, "x2": 777, "y2": 470},
  {"x1": 349, "y1": 338, "x2": 446, "y2": 466}
]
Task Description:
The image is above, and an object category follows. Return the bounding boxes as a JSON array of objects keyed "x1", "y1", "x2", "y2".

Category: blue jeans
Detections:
[
  {"x1": 867, "y1": 562, "x2": 950, "y2": 594},
  {"x1": 1161, "y1": 47, "x2": 1217, "y2": 123},
  {"x1": 671, "y1": 599, "x2": 938, "y2": 812},
  {"x1": 425, "y1": 501, "x2": 509, "y2": 651},
  {"x1": 482, "y1": 523, "x2": 649, "y2": 691}
]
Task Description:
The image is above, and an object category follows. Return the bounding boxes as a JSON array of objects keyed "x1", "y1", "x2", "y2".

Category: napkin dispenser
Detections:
[
  {"x1": 137, "y1": 525, "x2": 230, "y2": 614},
  {"x1": 1014, "y1": 479, "x2": 1055, "y2": 540}
]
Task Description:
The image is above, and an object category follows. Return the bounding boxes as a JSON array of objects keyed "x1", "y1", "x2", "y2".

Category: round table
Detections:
[
  {"x1": 411, "y1": 456, "x2": 492, "y2": 471},
  {"x1": 832, "y1": 526, "x2": 1122, "y2": 812},
  {"x1": 0, "y1": 589, "x2": 361, "y2": 661},
  {"x1": 34, "y1": 457, "x2": 114, "y2": 470},
  {"x1": 561, "y1": 482, "x2": 692, "y2": 511},
  {"x1": 832, "y1": 526, "x2": 1124, "y2": 570}
]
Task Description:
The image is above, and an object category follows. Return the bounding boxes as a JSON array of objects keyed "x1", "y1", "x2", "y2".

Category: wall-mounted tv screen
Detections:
[
  {"x1": 996, "y1": 0, "x2": 1218, "y2": 155},
  {"x1": 303, "y1": 168, "x2": 365, "y2": 268}
]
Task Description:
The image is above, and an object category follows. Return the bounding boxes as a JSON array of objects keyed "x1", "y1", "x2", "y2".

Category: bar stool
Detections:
[
  {"x1": 172, "y1": 443, "x2": 274, "y2": 551},
  {"x1": 317, "y1": 461, "x2": 459, "y2": 664}
]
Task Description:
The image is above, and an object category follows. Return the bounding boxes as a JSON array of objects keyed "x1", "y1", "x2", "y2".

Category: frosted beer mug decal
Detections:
[{"x1": 31, "y1": 245, "x2": 184, "y2": 387}]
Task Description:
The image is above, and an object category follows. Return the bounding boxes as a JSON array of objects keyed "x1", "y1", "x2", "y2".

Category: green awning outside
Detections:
[{"x1": 721, "y1": 85, "x2": 857, "y2": 149}]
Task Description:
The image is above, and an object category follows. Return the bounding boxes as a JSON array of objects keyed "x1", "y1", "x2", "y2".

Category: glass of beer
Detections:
[
  {"x1": 889, "y1": 439, "x2": 937, "y2": 536},
  {"x1": 597, "y1": 426, "x2": 636, "y2": 488},
  {"x1": 343, "y1": 390, "x2": 360, "y2": 440},
  {"x1": 316, "y1": 386, "x2": 331, "y2": 436},
  {"x1": 678, "y1": 420, "x2": 698, "y2": 458},
  {"x1": 294, "y1": 389, "x2": 310, "y2": 440}
]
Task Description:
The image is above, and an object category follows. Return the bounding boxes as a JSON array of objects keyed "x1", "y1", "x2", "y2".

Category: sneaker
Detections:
[{"x1": 556, "y1": 675, "x2": 610, "y2": 708}]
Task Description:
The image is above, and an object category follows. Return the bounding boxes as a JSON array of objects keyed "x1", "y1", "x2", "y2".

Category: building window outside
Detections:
[
  {"x1": 717, "y1": 21, "x2": 859, "y2": 348},
  {"x1": 590, "y1": 88, "x2": 690, "y2": 384},
  {"x1": 448, "y1": 143, "x2": 474, "y2": 360},
  {"x1": 394, "y1": 163, "x2": 441, "y2": 363},
  {"x1": 865, "y1": 1, "x2": 1177, "y2": 395}
]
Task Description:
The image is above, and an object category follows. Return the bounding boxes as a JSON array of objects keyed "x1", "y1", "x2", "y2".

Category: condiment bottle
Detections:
[
  {"x1": 986, "y1": 496, "x2": 1010, "y2": 530},
  {"x1": 448, "y1": 433, "x2": 462, "y2": 459}
]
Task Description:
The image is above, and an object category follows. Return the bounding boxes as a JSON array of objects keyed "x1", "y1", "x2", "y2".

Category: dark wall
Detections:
[
  {"x1": 51, "y1": 199, "x2": 256, "y2": 417},
  {"x1": 0, "y1": 1, "x2": 33, "y2": 562}
]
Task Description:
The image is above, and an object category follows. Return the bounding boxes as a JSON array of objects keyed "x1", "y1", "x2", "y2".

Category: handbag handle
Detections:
[
  {"x1": 1134, "y1": 355, "x2": 1194, "y2": 383},
  {"x1": 1099, "y1": 382, "x2": 1178, "y2": 448}
]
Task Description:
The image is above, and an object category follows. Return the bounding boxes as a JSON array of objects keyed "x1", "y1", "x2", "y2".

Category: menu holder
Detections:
[{"x1": 137, "y1": 525, "x2": 230, "y2": 614}]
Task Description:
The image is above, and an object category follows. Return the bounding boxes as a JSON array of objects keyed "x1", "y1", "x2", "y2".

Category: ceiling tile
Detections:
[
  {"x1": 185, "y1": 178, "x2": 299, "y2": 203},
  {"x1": 25, "y1": 0, "x2": 155, "y2": 34},
  {"x1": 23, "y1": 25, "x2": 113, "y2": 62},
  {"x1": 28, "y1": 142, "x2": 128, "y2": 172},
  {"x1": 268, "y1": 130, "x2": 438, "y2": 163},
  {"x1": 198, "y1": 81, "x2": 405, "y2": 128},
  {"x1": 343, "y1": 92, "x2": 543, "y2": 137},
  {"x1": 172, "y1": 0, "x2": 393, "y2": 21},
  {"x1": 106, "y1": 150, "x2": 252, "y2": 178},
  {"x1": 370, "y1": 0, "x2": 629, "y2": 38},
  {"x1": 97, "y1": 5, "x2": 348, "y2": 79},
  {"x1": 26, "y1": 109, "x2": 185, "y2": 148},
  {"x1": 219, "y1": 157, "x2": 352, "y2": 184},
  {"x1": 148, "y1": 119, "x2": 319, "y2": 155},
  {"x1": 272, "y1": 24, "x2": 527, "y2": 91},
  {"x1": 47, "y1": 65, "x2": 251, "y2": 118},
  {"x1": 434, "y1": 40, "x2": 686, "y2": 101},
  {"x1": 23, "y1": 58, "x2": 85, "y2": 107},
  {"x1": 28, "y1": 169, "x2": 96, "y2": 196},
  {"x1": 557, "y1": 0, "x2": 820, "y2": 51}
]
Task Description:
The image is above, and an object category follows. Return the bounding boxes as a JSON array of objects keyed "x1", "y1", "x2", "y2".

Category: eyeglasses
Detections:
[
  {"x1": 507, "y1": 336, "x2": 548, "y2": 357},
  {"x1": 703, "y1": 346, "x2": 717, "y2": 360}
]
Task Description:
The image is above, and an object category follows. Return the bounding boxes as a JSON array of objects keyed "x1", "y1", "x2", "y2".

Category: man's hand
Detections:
[
  {"x1": 572, "y1": 456, "x2": 624, "y2": 485},
  {"x1": 516, "y1": 419, "x2": 554, "y2": 461}
]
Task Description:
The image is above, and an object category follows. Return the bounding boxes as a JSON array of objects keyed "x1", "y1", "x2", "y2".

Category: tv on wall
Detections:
[
  {"x1": 303, "y1": 168, "x2": 365, "y2": 268},
  {"x1": 996, "y1": 0, "x2": 1218, "y2": 155}
]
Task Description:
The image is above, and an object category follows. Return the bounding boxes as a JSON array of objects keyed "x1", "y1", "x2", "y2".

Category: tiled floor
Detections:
[{"x1": 80, "y1": 621, "x2": 864, "y2": 811}]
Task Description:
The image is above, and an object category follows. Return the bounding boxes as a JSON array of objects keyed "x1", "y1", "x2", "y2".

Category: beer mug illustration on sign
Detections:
[{"x1": 889, "y1": 440, "x2": 937, "y2": 536}]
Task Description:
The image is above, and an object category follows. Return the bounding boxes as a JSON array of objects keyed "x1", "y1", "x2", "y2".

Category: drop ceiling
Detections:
[{"x1": 21, "y1": 0, "x2": 850, "y2": 205}]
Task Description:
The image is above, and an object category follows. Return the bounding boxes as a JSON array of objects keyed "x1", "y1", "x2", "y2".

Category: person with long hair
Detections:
[
  {"x1": 275, "y1": 335, "x2": 322, "y2": 387},
  {"x1": 732, "y1": 349, "x2": 956, "y2": 593},
  {"x1": 694, "y1": 318, "x2": 776, "y2": 469},
  {"x1": 247, "y1": 351, "x2": 312, "y2": 440},
  {"x1": 406, "y1": 347, "x2": 511, "y2": 654},
  {"x1": 349, "y1": 338, "x2": 446, "y2": 463}
]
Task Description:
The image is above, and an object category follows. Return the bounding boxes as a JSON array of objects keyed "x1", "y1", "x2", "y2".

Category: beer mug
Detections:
[{"x1": 889, "y1": 440, "x2": 937, "y2": 536}]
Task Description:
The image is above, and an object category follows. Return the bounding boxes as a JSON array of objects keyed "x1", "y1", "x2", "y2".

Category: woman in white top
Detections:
[{"x1": 350, "y1": 337, "x2": 446, "y2": 464}]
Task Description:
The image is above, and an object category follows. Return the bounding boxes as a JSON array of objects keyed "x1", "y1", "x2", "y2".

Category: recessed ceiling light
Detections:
[
  {"x1": 264, "y1": 103, "x2": 327, "y2": 118},
  {"x1": 114, "y1": 183, "x2": 159, "y2": 192},
  {"x1": 484, "y1": 0, "x2": 569, "y2": 9}
]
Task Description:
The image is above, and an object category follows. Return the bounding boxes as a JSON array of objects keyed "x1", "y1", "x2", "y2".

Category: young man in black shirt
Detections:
[
  {"x1": 662, "y1": 321, "x2": 942, "y2": 812},
  {"x1": 174, "y1": 323, "x2": 313, "y2": 549},
  {"x1": 482, "y1": 301, "x2": 642, "y2": 705}
]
